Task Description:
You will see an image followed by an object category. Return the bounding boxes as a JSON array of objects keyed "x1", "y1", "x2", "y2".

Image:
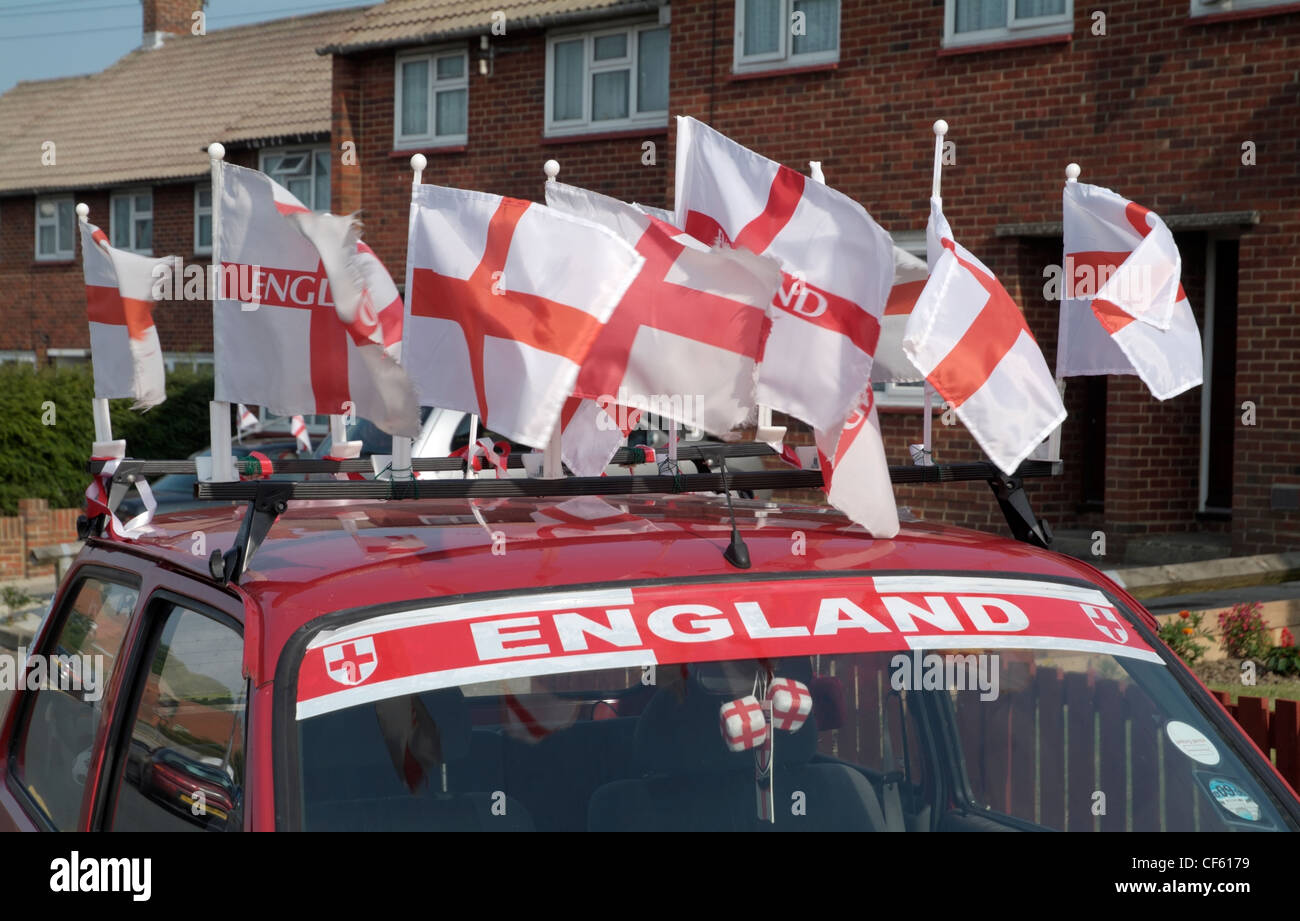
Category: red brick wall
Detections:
[
  {"x1": 0, "y1": 150, "x2": 258, "y2": 360},
  {"x1": 0, "y1": 499, "x2": 79, "y2": 580},
  {"x1": 661, "y1": 0, "x2": 1300, "y2": 554},
  {"x1": 334, "y1": 32, "x2": 669, "y2": 277}
]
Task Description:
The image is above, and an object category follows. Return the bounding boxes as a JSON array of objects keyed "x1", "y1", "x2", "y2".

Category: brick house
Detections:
[
  {"x1": 0, "y1": 0, "x2": 361, "y2": 376},
  {"x1": 324, "y1": 0, "x2": 1300, "y2": 560},
  {"x1": 1, "y1": 0, "x2": 1297, "y2": 562}
]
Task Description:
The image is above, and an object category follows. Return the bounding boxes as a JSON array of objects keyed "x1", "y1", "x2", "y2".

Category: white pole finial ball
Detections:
[
  {"x1": 410, "y1": 153, "x2": 428, "y2": 173},
  {"x1": 544, "y1": 159, "x2": 560, "y2": 182},
  {"x1": 75, "y1": 202, "x2": 89, "y2": 221},
  {"x1": 207, "y1": 142, "x2": 225, "y2": 161},
  {"x1": 933, "y1": 119, "x2": 949, "y2": 137},
  {"x1": 1065, "y1": 162, "x2": 1081, "y2": 182}
]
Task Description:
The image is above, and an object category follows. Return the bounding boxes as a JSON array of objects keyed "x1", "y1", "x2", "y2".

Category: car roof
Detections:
[{"x1": 114, "y1": 493, "x2": 1128, "y2": 662}]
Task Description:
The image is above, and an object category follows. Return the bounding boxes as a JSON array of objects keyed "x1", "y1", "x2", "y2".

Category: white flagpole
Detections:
[
  {"x1": 77, "y1": 202, "x2": 117, "y2": 451},
  {"x1": 388, "y1": 153, "x2": 427, "y2": 482},
  {"x1": 921, "y1": 120, "x2": 948, "y2": 464},
  {"x1": 207, "y1": 142, "x2": 235, "y2": 482},
  {"x1": 542, "y1": 158, "x2": 563, "y2": 478},
  {"x1": 1045, "y1": 162, "x2": 1080, "y2": 464}
]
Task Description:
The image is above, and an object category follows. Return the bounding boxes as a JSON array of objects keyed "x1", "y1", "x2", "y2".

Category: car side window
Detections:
[
  {"x1": 109, "y1": 602, "x2": 245, "y2": 831},
  {"x1": 11, "y1": 577, "x2": 139, "y2": 830}
]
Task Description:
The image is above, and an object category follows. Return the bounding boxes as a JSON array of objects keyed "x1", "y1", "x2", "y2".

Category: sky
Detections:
[{"x1": 0, "y1": 0, "x2": 370, "y2": 95}]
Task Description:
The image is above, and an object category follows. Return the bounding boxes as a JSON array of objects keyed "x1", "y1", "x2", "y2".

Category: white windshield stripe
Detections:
[
  {"x1": 873, "y1": 576, "x2": 1111, "y2": 606},
  {"x1": 905, "y1": 634, "x2": 1164, "y2": 664}
]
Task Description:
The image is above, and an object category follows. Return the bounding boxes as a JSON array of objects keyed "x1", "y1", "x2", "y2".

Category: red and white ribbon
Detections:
[
  {"x1": 450, "y1": 437, "x2": 511, "y2": 478},
  {"x1": 84, "y1": 456, "x2": 156, "y2": 541}
]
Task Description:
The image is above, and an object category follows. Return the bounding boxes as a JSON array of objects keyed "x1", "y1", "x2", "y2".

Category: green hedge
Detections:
[{"x1": 0, "y1": 364, "x2": 214, "y2": 514}]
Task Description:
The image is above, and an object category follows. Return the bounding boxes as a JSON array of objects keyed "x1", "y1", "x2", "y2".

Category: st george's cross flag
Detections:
[
  {"x1": 815, "y1": 387, "x2": 900, "y2": 538},
  {"x1": 1058, "y1": 182, "x2": 1202, "y2": 400},
  {"x1": 214, "y1": 162, "x2": 420, "y2": 436},
  {"x1": 904, "y1": 198, "x2": 1066, "y2": 475},
  {"x1": 544, "y1": 181, "x2": 782, "y2": 473},
  {"x1": 871, "y1": 245, "x2": 930, "y2": 383},
  {"x1": 674, "y1": 116, "x2": 895, "y2": 434},
  {"x1": 80, "y1": 221, "x2": 179, "y2": 410},
  {"x1": 404, "y1": 185, "x2": 643, "y2": 448},
  {"x1": 558, "y1": 396, "x2": 628, "y2": 477}
]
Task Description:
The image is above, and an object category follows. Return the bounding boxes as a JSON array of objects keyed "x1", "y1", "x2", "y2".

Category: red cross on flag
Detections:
[
  {"x1": 80, "y1": 221, "x2": 178, "y2": 410},
  {"x1": 545, "y1": 181, "x2": 781, "y2": 431},
  {"x1": 404, "y1": 185, "x2": 644, "y2": 448},
  {"x1": 673, "y1": 117, "x2": 895, "y2": 434},
  {"x1": 215, "y1": 163, "x2": 420, "y2": 436},
  {"x1": 904, "y1": 198, "x2": 1066, "y2": 475},
  {"x1": 871, "y1": 246, "x2": 930, "y2": 383},
  {"x1": 1058, "y1": 182, "x2": 1202, "y2": 400}
]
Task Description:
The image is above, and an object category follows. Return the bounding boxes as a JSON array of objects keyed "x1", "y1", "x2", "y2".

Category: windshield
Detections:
[{"x1": 288, "y1": 575, "x2": 1297, "y2": 832}]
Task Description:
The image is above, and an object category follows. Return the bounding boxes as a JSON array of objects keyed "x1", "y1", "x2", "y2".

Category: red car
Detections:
[{"x1": 2, "y1": 460, "x2": 1297, "y2": 832}]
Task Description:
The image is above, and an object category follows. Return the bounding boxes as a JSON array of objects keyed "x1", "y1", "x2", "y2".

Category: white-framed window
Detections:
[
  {"x1": 47, "y1": 348, "x2": 90, "y2": 368},
  {"x1": 734, "y1": 0, "x2": 840, "y2": 73},
  {"x1": 943, "y1": 0, "x2": 1073, "y2": 49},
  {"x1": 35, "y1": 196, "x2": 75, "y2": 261},
  {"x1": 110, "y1": 188, "x2": 153, "y2": 254},
  {"x1": 260, "y1": 147, "x2": 331, "y2": 211},
  {"x1": 163, "y1": 353, "x2": 214, "y2": 374},
  {"x1": 195, "y1": 183, "x2": 212, "y2": 254},
  {"x1": 395, "y1": 46, "x2": 469, "y2": 149},
  {"x1": 0, "y1": 351, "x2": 36, "y2": 366},
  {"x1": 1190, "y1": 0, "x2": 1294, "y2": 15},
  {"x1": 545, "y1": 21, "x2": 669, "y2": 137}
]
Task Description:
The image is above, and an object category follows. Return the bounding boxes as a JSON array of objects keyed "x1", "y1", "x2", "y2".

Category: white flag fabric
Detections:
[
  {"x1": 904, "y1": 198, "x2": 1065, "y2": 475},
  {"x1": 80, "y1": 221, "x2": 177, "y2": 410},
  {"x1": 291, "y1": 414, "x2": 312, "y2": 454},
  {"x1": 544, "y1": 180, "x2": 780, "y2": 436},
  {"x1": 815, "y1": 388, "x2": 899, "y2": 538},
  {"x1": 1058, "y1": 181, "x2": 1202, "y2": 400},
  {"x1": 214, "y1": 162, "x2": 419, "y2": 436},
  {"x1": 559, "y1": 397, "x2": 627, "y2": 477},
  {"x1": 404, "y1": 184, "x2": 643, "y2": 448},
  {"x1": 237, "y1": 403, "x2": 259, "y2": 432},
  {"x1": 674, "y1": 116, "x2": 895, "y2": 433},
  {"x1": 871, "y1": 245, "x2": 929, "y2": 383}
]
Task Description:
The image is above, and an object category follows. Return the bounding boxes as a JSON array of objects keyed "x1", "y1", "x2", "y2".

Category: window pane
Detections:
[
  {"x1": 112, "y1": 197, "x2": 131, "y2": 247},
  {"x1": 38, "y1": 223, "x2": 56, "y2": 256},
  {"x1": 133, "y1": 193, "x2": 150, "y2": 213},
  {"x1": 637, "y1": 27, "x2": 669, "y2": 112},
  {"x1": 593, "y1": 33, "x2": 627, "y2": 60},
  {"x1": 57, "y1": 200, "x2": 74, "y2": 251},
  {"x1": 435, "y1": 54, "x2": 464, "y2": 80},
  {"x1": 592, "y1": 69, "x2": 629, "y2": 121},
  {"x1": 38, "y1": 200, "x2": 55, "y2": 219},
  {"x1": 197, "y1": 214, "x2": 212, "y2": 250},
  {"x1": 436, "y1": 88, "x2": 467, "y2": 137},
  {"x1": 315, "y1": 151, "x2": 330, "y2": 211},
  {"x1": 197, "y1": 185, "x2": 211, "y2": 209},
  {"x1": 288, "y1": 178, "x2": 312, "y2": 205},
  {"x1": 134, "y1": 218, "x2": 151, "y2": 252},
  {"x1": 955, "y1": 0, "x2": 1007, "y2": 31},
  {"x1": 110, "y1": 606, "x2": 245, "y2": 832},
  {"x1": 13, "y1": 579, "x2": 138, "y2": 830},
  {"x1": 553, "y1": 40, "x2": 584, "y2": 121},
  {"x1": 401, "y1": 59, "x2": 430, "y2": 137},
  {"x1": 743, "y1": 0, "x2": 781, "y2": 56},
  {"x1": 793, "y1": 0, "x2": 838, "y2": 55},
  {"x1": 263, "y1": 154, "x2": 282, "y2": 174},
  {"x1": 1015, "y1": 0, "x2": 1065, "y2": 16}
]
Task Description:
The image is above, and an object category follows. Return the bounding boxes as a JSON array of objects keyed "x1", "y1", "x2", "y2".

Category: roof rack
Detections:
[{"x1": 82, "y1": 448, "x2": 1060, "y2": 584}]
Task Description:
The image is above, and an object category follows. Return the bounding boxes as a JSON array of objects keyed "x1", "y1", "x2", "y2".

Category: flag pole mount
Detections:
[
  {"x1": 1042, "y1": 162, "x2": 1081, "y2": 465},
  {"x1": 920, "y1": 119, "x2": 949, "y2": 466},
  {"x1": 207, "y1": 141, "x2": 236, "y2": 483},
  {"x1": 78, "y1": 202, "x2": 121, "y2": 454},
  {"x1": 541, "y1": 158, "x2": 563, "y2": 478}
]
